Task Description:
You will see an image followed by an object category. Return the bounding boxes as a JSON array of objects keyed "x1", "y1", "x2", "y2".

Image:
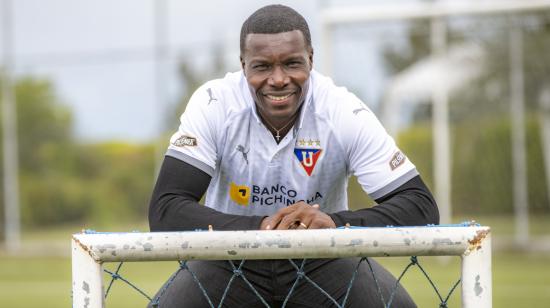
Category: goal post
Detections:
[{"x1": 71, "y1": 225, "x2": 491, "y2": 307}]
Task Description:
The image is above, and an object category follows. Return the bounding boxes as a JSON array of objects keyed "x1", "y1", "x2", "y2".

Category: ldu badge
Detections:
[{"x1": 294, "y1": 148, "x2": 322, "y2": 176}]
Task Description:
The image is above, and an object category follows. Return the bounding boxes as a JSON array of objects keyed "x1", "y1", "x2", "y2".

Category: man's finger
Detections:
[
  {"x1": 308, "y1": 219, "x2": 324, "y2": 229},
  {"x1": 265, "y1": 207, "x2": 292, "y2": 230},
  {"x1": 278, "y1": 211, "x2": 300, "y2": 230}
]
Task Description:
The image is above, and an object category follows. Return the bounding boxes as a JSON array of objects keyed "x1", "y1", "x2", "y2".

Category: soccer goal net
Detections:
[{"x1": 72, "y1": 224, "x2": 491, "y2": 307}]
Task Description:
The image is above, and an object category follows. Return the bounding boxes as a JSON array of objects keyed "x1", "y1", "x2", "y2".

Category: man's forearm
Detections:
[
  {"x1": 328, "y1": 175, "x2": 439, "y2": 227},
  {"x1": 148, "y1": 156, "x2": 265, "y2": 231},
  {"x1": 149, "y1": 197, "x2": 265, "y2": 231}
]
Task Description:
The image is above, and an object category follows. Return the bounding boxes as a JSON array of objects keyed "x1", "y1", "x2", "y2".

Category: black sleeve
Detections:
[
  {"x1": 328, "y1": 175, "x2": 439, "y2": 227},
  {"x1": 148, "y1": 156, "x2": 266, "y2": 231}
]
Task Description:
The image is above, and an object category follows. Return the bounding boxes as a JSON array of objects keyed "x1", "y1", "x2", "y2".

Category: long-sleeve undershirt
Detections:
[{"x1": 148, "y1": 156, "x2": 439, "y2": 231}]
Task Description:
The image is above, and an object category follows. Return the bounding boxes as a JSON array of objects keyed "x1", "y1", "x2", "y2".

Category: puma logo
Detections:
[
  {"x1": 236, "y1": 145, "x2": 249, "y2": 165},
  {"x1": 207, "y1": 88, "x2": 217, "y2": 105},
  {"x1": 353, "y1": 107, "x2": 368, "y2": 115}
]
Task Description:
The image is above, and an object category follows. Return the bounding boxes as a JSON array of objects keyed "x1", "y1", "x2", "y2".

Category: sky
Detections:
[{"x1": 0, "y1": 0, "x2": 414, "y2": 142}]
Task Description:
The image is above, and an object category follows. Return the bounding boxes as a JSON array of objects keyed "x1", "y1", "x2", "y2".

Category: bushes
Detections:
[
  {"x1": 395, "y1": 114, "x2": 549, "y2": 215},
  {"x1": 19, "y1": 142, "x2": 155, "y2": 227},
  {"x1": 0, "y1": 77, "x2": 157, "y2": 229}
]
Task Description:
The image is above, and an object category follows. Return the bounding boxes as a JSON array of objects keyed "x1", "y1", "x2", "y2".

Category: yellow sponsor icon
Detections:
[{"x1": 229, "y1": 182, "x2": 250, "y2": 206}]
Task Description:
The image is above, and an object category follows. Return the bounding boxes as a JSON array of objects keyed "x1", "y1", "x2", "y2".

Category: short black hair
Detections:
[{"x1": 240, "y1": 4, "x2": 312, "y2": 56}]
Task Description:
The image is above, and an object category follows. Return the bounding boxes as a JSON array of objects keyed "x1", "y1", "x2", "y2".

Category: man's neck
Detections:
[{"x1": 258, "y1": 108, "x2": 301, "y2": 143}]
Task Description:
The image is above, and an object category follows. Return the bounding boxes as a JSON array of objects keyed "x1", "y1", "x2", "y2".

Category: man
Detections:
[{"x1": 149, "y1": 4, "x2": 438, "y2": 307}]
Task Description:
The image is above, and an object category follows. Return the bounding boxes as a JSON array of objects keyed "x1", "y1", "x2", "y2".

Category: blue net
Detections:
[
  {"x1": 98, "y1": 223, "x2": 476, "y2": 307},
  {"x1": 103, "y1": 256, "x2": 461, "y2": 307}
]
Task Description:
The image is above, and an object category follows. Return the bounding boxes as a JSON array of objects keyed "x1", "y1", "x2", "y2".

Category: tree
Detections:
[{"x1": 1, "y1": 76, "x2": 157, "y2": 229}]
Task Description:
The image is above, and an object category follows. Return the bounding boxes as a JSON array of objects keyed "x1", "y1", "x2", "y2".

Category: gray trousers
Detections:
[{"x1": 149, "y1": 258, "x2": 416, "y2": 308}]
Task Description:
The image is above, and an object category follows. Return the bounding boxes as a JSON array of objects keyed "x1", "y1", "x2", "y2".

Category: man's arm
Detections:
[
  {"x1": 328, "y1": 175, "x2": 439, "y2": 227},
  {"x1": 261, "y1": 175, "x2": 438, "y2": 230},
  {"x1": 148, "y1": 156, "x2": 265, "y2": 231}
]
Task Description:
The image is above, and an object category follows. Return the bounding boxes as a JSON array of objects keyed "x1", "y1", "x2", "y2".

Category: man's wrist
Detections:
[
  {"x1": 327, "y1": 212, "x2": 346, "y2": 227},
  {"x1": 259, "y1": 216, "x2": 269, "y2": 230}
]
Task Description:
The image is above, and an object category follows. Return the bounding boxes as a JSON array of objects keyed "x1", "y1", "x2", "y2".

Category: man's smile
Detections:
[{"x1": 265, "y1": 93, "x2": 294, "y2": 101}]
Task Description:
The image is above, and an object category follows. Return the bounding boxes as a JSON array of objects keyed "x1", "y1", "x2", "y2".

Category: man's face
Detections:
[{"x1": 241, "y1": 30, "x2": 313, "y2": 126}]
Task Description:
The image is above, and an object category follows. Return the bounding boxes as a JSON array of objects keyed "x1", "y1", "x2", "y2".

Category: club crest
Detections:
[{"x1": 294, "y1": 148, "x2": 322, "y2": 176}]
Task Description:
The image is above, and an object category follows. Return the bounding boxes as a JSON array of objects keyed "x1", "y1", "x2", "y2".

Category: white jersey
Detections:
[{"x1": 166, "y1": 70, "x2": 418, "y2": 216}]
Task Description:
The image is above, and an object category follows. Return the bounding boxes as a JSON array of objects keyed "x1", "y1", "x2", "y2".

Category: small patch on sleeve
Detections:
[
  {"x1": 389, "y1": 151, "x2": 406, "y2": 170},
  {"x1": 171, "y1": 135, "x2": 198, "y2": 147}
]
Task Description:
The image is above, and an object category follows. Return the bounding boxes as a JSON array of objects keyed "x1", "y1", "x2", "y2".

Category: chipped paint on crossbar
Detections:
[
  {"x1": 72, "y1": 226, "x2": 491, "y2": 262},
  {"x1": 466, "y1": 228, "x2": 491, "y2": 254},
  {"x1": 72, "y1": 236, "x2": 102, "y2": 264}
]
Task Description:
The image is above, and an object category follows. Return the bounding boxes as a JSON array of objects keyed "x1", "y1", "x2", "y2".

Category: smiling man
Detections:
[
  {"x1": 148, "y1": 4, "x2": 438, "y2": 307},
  {"x1": 243, "y1": 29, "x2": 311, "y2": 142}
]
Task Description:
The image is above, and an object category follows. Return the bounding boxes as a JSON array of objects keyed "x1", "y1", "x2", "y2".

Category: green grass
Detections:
[
  {"x1": 378, "y1": 253, "x2": 550, "y2": 307},
  {"x1": 0, "y1": 256, "x2": 176, "y2": 307},
  {"x1": 2, "y1": 216, "x2": 549, "y2": 307},
  {"x1": 1, "y1": 253, "x2": 550, "y2": 307}
]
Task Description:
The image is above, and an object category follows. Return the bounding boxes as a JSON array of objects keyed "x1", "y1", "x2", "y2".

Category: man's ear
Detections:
[
  {"x1": 240, "y1": 56, "x2": 246, "y2": 72},
  {"x1": 308, "y1": 49, "x2": 314, "y2": 69}
]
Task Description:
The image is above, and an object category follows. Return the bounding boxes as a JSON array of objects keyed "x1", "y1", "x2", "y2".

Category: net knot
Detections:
[
  {"x1": 110, "y1": 273, "x2": 121, "y2": 280},
  {"x1": 233, "y1": 269, "x2": 243, "y2": 276},
  {"x1": 296, "y1": 271, "x2": 305, "y2": 279},
  {"x1": 410, "y1": 256, "x2": 418, "y2": 264},
  {"x1": 179, "y1": 261, "x2": 188, "y2": 270},
  {"x1": 439, "y1": 303, "x2": 448, "y2": 308}
]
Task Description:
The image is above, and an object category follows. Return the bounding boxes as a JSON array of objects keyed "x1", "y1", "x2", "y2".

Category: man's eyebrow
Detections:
[
  {"x1": 256, "y1": 54, "x2": 306, "y2": 61},
  {"x1": 285, "y1": 56, "x2": 306, "y2": 61},
  {"x1": 248, "y1": 58, "x2": 270, "y2": 64}
]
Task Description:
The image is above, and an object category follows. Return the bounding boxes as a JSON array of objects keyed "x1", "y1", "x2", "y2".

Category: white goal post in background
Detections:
[
  {"x1": 320, "y1": 0, "x2": 550, "y2": 242},
  {"x1": 72, "y1": 225, "x2": 491, "y2": 308}
]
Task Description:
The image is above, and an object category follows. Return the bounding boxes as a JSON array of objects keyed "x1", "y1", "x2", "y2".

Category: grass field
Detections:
[
  {"x1": 1, "y1": 215, "x2": 549, "y2": 307},
  {"x1": 1, "y1": 253, "x2": 550, "y2": 307}
]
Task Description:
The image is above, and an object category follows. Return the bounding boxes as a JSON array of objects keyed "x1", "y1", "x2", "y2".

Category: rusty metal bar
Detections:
[{"x1": 71, "y1": 226, "x2": 491, "y2": 308}]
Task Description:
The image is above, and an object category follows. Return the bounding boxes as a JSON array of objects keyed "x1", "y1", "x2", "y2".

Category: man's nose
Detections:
[{"x1": 268, "y1": 66, "x2": 289, "y2": 88}]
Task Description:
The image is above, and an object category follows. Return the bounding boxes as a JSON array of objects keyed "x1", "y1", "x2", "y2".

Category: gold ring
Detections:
[{"x1": 299, "y1": 222, "x2": 308, "y2": 229}]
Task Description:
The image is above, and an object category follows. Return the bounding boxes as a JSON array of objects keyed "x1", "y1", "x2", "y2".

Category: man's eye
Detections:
[
  {"x1": 253, "y1": 64, "x2": 269, "y2": 70},
  {"x1": 287, "y1": 61, "x2": 303, "y2": 68}
]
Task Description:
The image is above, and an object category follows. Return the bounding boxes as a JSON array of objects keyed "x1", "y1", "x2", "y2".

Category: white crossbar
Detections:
[{"x1": 72, "y1": 226, "x2": 491, "y2": 307}]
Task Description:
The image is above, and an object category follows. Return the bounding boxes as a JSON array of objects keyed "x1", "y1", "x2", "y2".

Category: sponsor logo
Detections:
[
  {"x1": 229, "y1": 182, "x2": 250, "y2": 206},
  {"x1": 389, "y1": 151, "x2": 406, "y2": 170},
  {"x1": 252, "y1": 184, "x2": 297, "y2": 206},
  {"x1": 294, "y1": 148, "x2": 322, "y2": 176},
  {"x1": 172, "y1": 135, "x2": 197, "y2": 147},
  {"x1": 206, "y1": 88, "x2": 217, "y2": 105},
  {"x1": 251, "y1": 184, "x2": 323, "y2": 206},
  {"x1": 229, "y1": 182, "x2": 323, "y2": 207}
]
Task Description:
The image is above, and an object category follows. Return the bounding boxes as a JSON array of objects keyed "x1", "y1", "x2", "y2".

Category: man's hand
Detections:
[{"x1": 260, "y1": 201, "x2": 336, "y2": 230}]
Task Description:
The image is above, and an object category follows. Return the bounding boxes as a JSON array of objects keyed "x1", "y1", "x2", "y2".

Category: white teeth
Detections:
[{"x1": 266, "y1": 94, "x2": 292, "y2": 101}]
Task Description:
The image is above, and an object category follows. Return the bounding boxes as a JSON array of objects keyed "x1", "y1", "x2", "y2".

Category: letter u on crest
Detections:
[{"x1": 301, "y1": 151, "x2": 314, "y2": 167}]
